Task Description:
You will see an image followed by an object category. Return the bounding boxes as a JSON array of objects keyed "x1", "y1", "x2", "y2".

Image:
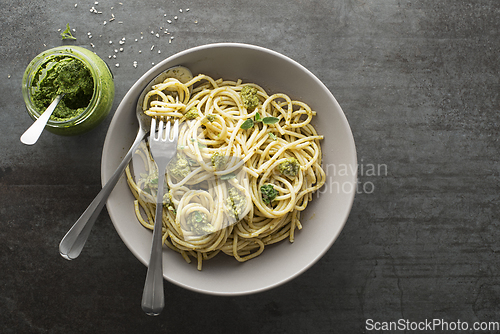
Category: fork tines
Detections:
[{"x1": 150, "y1": 117, "x2": 179, "y2": 142}]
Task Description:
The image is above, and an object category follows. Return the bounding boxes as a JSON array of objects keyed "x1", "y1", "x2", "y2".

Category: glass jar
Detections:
[{"x1": 22, "y1": 46, "x2": 115, "y2": 136}]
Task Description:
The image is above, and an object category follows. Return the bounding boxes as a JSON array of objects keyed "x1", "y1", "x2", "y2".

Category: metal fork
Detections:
[{"x1": 141, "y1": 117, "x2": 179, "y2": 316}]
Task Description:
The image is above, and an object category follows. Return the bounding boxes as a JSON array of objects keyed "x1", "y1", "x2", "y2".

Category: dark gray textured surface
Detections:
[{"x1": 1, "y1": 0, "x2": 500, "y2": 332}]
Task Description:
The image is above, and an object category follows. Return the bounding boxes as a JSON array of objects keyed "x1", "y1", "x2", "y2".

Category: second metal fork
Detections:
[{"x1": 141, "y1": 117, "x2": 179, "y2": 316}]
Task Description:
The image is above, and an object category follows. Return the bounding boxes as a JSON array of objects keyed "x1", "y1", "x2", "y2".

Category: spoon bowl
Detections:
[{"x1": 20, "y1": 94, "x2": 64, "y2": 145}]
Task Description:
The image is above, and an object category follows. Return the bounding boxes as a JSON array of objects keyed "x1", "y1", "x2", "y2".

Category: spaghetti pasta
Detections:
[{"x1": 126, "y1": 74, "x2": 326, "y2": 270}]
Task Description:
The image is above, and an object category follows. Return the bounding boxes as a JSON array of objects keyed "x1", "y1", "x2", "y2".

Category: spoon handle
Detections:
[
  {"x1": 20, "y1": 94, "x2": 64, "y2": 145},
  {"x1": 59, "y1": 127, "x2": 147, "y2": 260}
]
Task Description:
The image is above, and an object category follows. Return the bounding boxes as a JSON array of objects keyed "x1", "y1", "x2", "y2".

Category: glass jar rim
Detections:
[{"x1": 24, "y1": 47, "x2": 100, "y2": 126}]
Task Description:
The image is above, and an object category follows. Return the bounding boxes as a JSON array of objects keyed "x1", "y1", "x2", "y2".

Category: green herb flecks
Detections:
[
  {"x1": 260, "y1": 184, "x2": 278, "y2": 205},
  {"x1": 211, "y1": 152, "x2": 227, "y2": 171},
  {"x1": 240, "y1": 112, "x2": 280, "y2": 130},
  {"x1": 240, "y1": 85, "x2": 259, "y2": 110},
  {"x1": 61, "y1": 23, "x2": 77, "y2": 40},
  {"x1": 185, "y1": 107, "x2": 199, "y2": 120},
  {"x1": 240, "y1": 118, "x2": 254, "y2": 130},
  {"x1": 167, "y1": 153, "x2": 191, "y2": 180},
  {"x1": 226, "y1": 187, "x2": 246, "y2": 221},
  {"x1": 186, "y1": 211, "x2": 214, "y2": 235},
  {"x1": 278, "y1": 157, "x2": 300, "y2": 178}
]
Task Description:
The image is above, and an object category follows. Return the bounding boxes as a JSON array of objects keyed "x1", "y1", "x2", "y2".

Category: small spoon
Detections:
[
  {"x1": 20, "y1": 94, "x2": 64, "y2": 145},
  {"x1": 58, "y1": 65, "x2": 193, "y2": 260}
]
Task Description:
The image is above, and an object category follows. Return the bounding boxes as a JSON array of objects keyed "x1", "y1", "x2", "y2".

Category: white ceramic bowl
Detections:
[{"x1": 102, "y1": 43, "x2": 357, "y2": 295}]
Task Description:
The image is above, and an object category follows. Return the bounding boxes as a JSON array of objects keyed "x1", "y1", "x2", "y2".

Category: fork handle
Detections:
[
  {"x1": 141, "y1": 167, "x2": 166, "y2": 315},
  {"x1": 59, "y1": 128, "x2": 147, "y2": 260}
]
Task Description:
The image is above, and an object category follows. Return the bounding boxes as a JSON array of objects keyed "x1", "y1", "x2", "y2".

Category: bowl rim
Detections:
[{"x1": 102, "y1": 42, "x2": 357, "y2": 295}]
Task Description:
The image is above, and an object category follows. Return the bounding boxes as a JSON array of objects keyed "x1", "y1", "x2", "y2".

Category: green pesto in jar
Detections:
[{"x1": 31, "y1": 56, "x2": 94, "y2": 121}]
